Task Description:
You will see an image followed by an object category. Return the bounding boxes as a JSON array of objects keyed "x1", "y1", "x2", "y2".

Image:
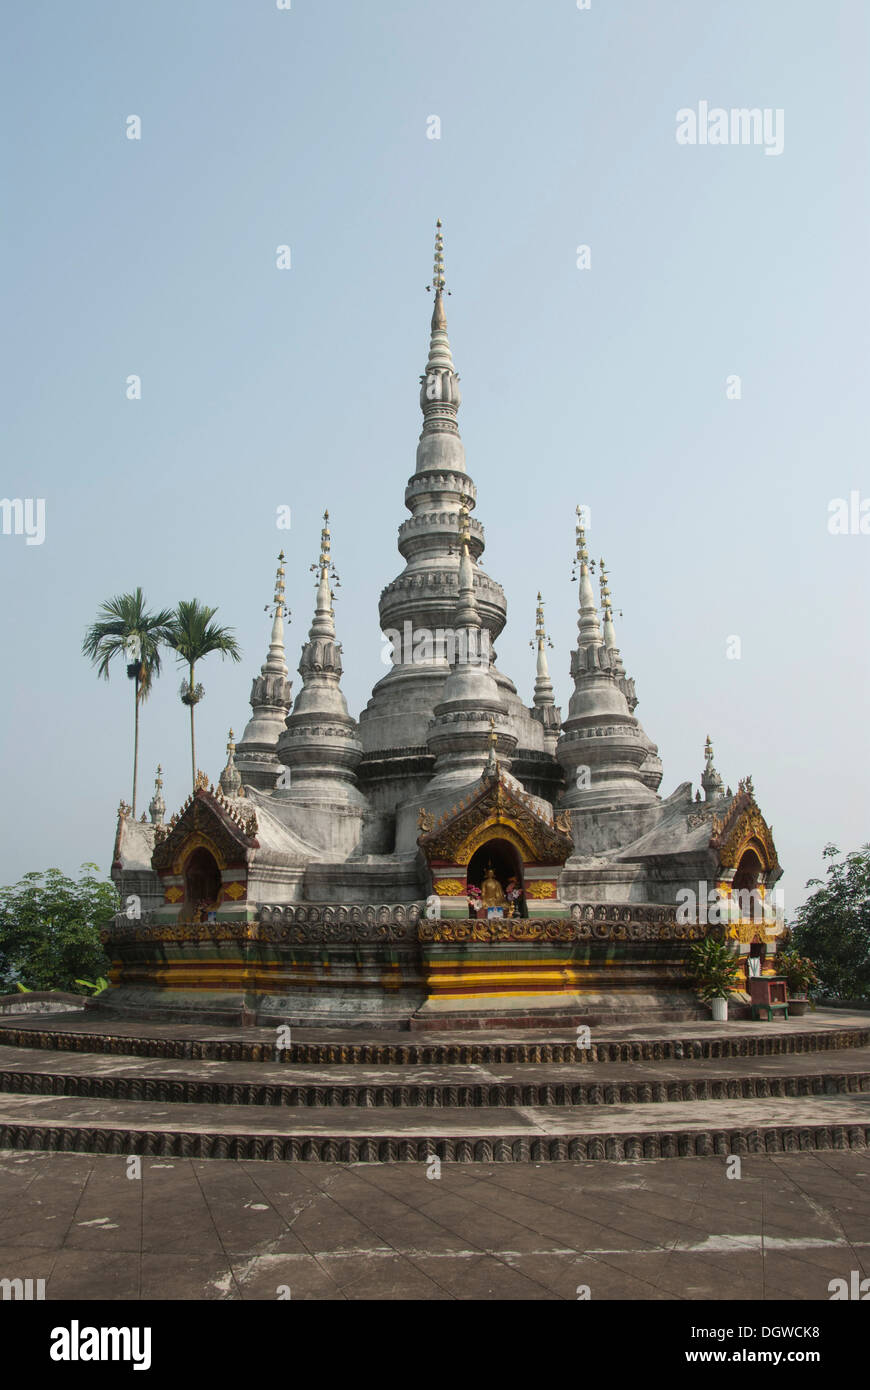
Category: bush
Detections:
[
  {"x1": 0, "y1": 865, "x2": 117, "y2": 994},
  {"x1": 776, "y1": 950, "x2": 819, "y2": 996},
  {"x1": 688, "y1": 936, "x2": 743, "y2": 1002}
]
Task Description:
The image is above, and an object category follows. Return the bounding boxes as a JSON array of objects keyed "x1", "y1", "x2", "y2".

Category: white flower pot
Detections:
[{"x1": 711, "y1": 997, "x2": 728, "y2": 1022}]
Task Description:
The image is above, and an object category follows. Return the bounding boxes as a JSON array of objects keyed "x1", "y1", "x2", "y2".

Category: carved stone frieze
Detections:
[{"x1": 418, "y1": 915, "x2": 714, "y2": 944}]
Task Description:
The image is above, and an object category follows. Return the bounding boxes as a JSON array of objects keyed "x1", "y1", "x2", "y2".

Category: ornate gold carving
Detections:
[
  {"x1": 418, "y1": 768, "x2": 573, "y2": 867},
  {"x1": 223, "y1": 881, "x2": 246, "y2": 901},
  {"x1": 526, "y1": 880, "x2": 557, "y2": 899},
  {"x1": 164, "y1": 885, "x2": 183, "y2": 903},
  {"x1": 418, "y1": 807, "x2": 435, "y2": 832},
  {"x1": 727, "y1": 923, "x2": 779, "y2": 944},
  {"x1": 152, "y1": 787, "x2": 259, "y2": 875},
  {"x1": 554, "y1": 809, "x2": 572, "y2": 834},
  {"x1": 435, "y1": 878, "x2": 465, "y2": 896},
  {"x1": 194, "y1": 769, "x2": 210, "y2": 791},
  {"x1": 712, "y1": 803, "x2": 778, "y2": 872}
]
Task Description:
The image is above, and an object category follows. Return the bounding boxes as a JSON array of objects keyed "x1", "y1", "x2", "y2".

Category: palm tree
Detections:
[
  {"x1": 82, "y1": 589, "x2": 174, "y2": 815},
  {"x1": 167, "y1": 599, "x2": 242, "y2": 790}
]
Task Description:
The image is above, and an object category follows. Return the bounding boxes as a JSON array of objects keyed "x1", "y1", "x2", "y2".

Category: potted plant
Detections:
[
  {"x1": 688, "y1": 937, "x2": 743, "y2": 1021},
  {"x1": 776, "y1": 951, "x2": 819, "y2": 1015}
]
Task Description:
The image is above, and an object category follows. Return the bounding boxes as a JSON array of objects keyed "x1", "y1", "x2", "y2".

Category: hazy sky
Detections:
[{"x1": 1, "y1": 1, "x2": 867, "y2": 913}]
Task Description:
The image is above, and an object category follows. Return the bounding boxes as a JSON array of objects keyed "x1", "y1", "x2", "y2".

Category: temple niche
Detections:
[{"x1": 105, "y1": 224, "x2": 783, "y2": 1026}]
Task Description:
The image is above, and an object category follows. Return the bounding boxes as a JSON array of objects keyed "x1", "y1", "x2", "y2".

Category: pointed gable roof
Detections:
[
  {"x1": 151, "y1": 783, "x2": 259, "y2": 875},
  {"x1": 417, "y1": 764, "x2": 574, "y2": 867}
]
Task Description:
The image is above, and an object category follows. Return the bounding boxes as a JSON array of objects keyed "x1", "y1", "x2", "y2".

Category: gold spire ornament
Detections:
[
  {"x1": 265, "y1": 551, "x2": 287, "y2": 621},
  {"x1": 425, "y1": 218, "x2": 449, "y2": 296},
  {"x1": 310, "y1": 510, "x2": 340, "y2": 596},
  {"x1": 571, "y1": 506, "x2": 596, "y2": 581},
  {"x1": 599, "y1": 560, "x2": 622, "y2": 620},
  {"x1": 530, "y1": 591, "x2": 553, "y2": 652}
]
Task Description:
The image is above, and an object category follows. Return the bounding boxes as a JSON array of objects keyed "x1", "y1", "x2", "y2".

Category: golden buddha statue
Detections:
[{"x1": 480, "y1": 867, "x2": 506, "y2": 908}]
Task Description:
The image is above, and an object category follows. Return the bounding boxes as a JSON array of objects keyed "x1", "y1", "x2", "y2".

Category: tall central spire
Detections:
[
  {"x1": 360, "y1": 221, "x2": 513, "y2": 767},
  {"x1": 419, "y1": 218, "x2": 462, "y2": 465}
]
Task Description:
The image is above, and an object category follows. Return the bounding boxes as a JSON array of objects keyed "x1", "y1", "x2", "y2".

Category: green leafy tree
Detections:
[
  {"x1": 82, "y1": 589, "x2": 174, "y2": 815},
  {"x1": 791, "y1": 843, "x2": 870, "y2": 1000},
  {"x1": 0, "y1": 866, "x2": 117, "y2": 994},
  {"x1": 167, "y1": 599, "x2": 241, "y2": 791}
]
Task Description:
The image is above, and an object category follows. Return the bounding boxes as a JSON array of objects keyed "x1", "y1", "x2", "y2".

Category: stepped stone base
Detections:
[
  {"x1": 0, "y1": 1096, "x2": 868, "y2": 1164},
  {"x1": 1, "y1": 1011, "x2": 868, "y2": 1164}
]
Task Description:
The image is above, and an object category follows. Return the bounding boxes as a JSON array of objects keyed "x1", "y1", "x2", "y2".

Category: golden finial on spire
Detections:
[
  {"x1": 530, "y1": 592, "x2": 553, "y2": 652},
  {"x1": 571, "y1": 505, "x2": 595, "y2": 582},
  {"x1": 265, "y1": 551, "x2": 287, "y2": 620},
  {"x1": 426, "y1": 219, "x2": 450, "y2": 298},
  {"x1": 599, "y1": 559, "x2": 622, "y2": 618},
  {"x1": 311, "y1": 509, "x2": 340, "y2": 593},
  {"x1": 575, "y1": 505, "x2": 589, "y2": 565},
  {"x1": 599, "y1": 559, "x2": 610, "y2": 610},
  {"x1": 274, "y1": 552, "x2": 285, "y2": 610}
]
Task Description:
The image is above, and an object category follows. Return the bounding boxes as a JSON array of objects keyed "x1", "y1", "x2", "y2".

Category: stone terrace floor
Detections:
[
  {"x1": 1, "y1": 1008, "x2": 868, "y2": 1299},
  {"x1": 1, "y1": 1147, "x2": 869, "y2": 1300}
]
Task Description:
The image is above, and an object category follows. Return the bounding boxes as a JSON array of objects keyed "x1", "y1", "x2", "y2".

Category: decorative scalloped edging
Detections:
[
  {"x1": 0, "y1": 1025, "x2": 868, "y2": 1067},
  {"x1": 1, "y1": 1121, "x2": 868, "y2": 1163},
  {"x1": 2, "y1": 1069, "x2": 869, "y2": 1109}
]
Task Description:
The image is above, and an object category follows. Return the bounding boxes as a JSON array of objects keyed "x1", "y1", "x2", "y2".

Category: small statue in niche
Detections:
[{"x1": 480, "y1": 866, "x2": 506, "y2": 908}]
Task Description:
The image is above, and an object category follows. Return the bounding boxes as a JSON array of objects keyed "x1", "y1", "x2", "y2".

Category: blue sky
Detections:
[{"x1": 1, "y1": 0, "x2": 867, "y2": 911}]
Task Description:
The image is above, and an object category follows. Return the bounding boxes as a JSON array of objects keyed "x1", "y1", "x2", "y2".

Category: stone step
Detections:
[
  {"x1": 2, "y1": 1044, "x2": 870, "y2": 1108},
  {"x1": 0, "y1": 1091, "x2": 868, "y2": 1162},
  {"x1": 0, "y1": 1012, "x2": 868, "y2": 1066}
]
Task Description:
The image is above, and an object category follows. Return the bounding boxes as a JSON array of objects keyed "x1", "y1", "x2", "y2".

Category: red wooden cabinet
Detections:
[{"x1": 749, "y1": 976, "x2": 789, "y2": 1020}]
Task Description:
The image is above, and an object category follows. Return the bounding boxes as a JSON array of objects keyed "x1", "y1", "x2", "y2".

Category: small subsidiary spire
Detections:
[
  {"x1": 701, "y1": 734, "x2": 725, "y2": 802},
  {"x1": 600, "y1": 560, "x2": 619, "y2": 655},
  {"x1": 148, "y1": 765, "x2": 165, "y2": 824},
  {"x1": 599, "y1": 556, "x2": 637, "y2": 710},
  {"x1": 265, "y1": 550, "x2": 288, "y2": 670},
  {"x1": 530, "y1": 592, "x2": 555, "y2": 707},
  {"x1": 235, "y1": 553, "x2": 293, "y2": 791},
  {"x1": 309, "y1": 510, "x2": 337, "y2": 640},
  {"x1": 276, "y1": 511, "x2": 364, "y2": 807},
  {"x1": 219, "y1": 729, "x2": 242, "y2": 797},
  {"x1": 573, "y1": 507, "x2": 602, "y2": 647}
]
